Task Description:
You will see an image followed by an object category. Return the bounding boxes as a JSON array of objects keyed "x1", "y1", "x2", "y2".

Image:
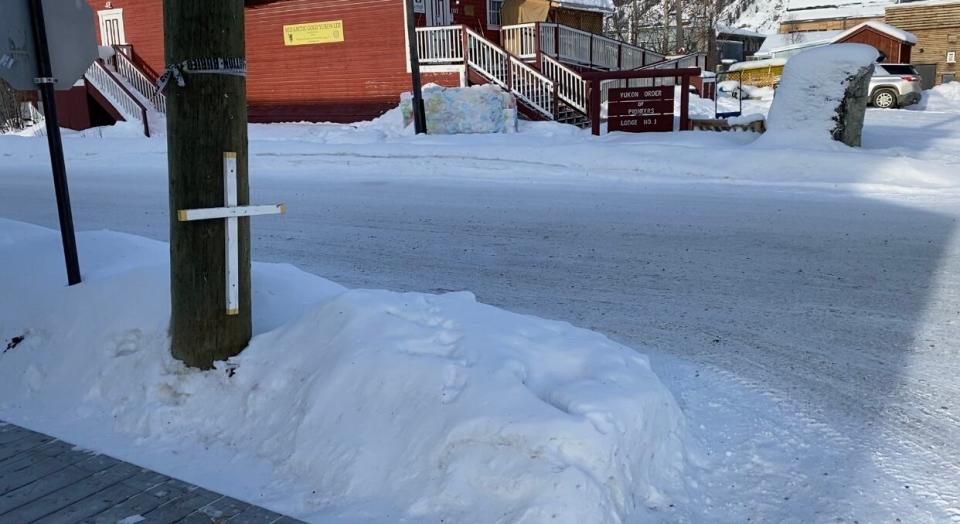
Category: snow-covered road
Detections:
[{"x1": 2, "y1": 108, "x2": 959, "y2": 522}]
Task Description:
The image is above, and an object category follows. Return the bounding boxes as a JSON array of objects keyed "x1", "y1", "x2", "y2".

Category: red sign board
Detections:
[{"x1": 607, "y1": 87, "x2": 675, "y2": 133}]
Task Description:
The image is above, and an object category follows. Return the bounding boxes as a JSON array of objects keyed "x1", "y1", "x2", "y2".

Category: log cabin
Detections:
[
  {"x1": 885, "y1": 0, "x2": 960, "y2": 87},
  {"x1": 54, "y1": 0, "x2": 711, "y2": 135}
]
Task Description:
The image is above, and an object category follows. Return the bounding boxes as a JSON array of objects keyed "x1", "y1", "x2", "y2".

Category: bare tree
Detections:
[{"x1": 0, "y1": 80, "x2": 26, "y2": 133}]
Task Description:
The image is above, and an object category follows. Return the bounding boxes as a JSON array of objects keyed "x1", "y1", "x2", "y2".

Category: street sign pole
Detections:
[
  {"x1": 27, "y1": 0, "x2": 81, "y2": 286},
  {"x1": 404, "y1": 0, "x2": 427, "y2": 134}
]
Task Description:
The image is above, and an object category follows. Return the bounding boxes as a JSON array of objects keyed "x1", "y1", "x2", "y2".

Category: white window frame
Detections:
[
  {"x1": 97, "y1": 8, "x2": 126, "y2": 46},
  {"x1": 487, "y1": 0, "x2": 504, "y2": 28},
  {"x1": 947, "y1": 51, "x2": 956, "y2": 64}
]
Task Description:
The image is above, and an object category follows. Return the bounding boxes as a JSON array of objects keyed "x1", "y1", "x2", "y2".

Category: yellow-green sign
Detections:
[{"x1": 283, "y1": 20, "x2": 344, "y2": 46}]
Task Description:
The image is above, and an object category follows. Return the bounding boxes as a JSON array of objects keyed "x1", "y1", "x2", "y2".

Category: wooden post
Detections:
[
  {"x1": 680, "y1": 73, "x2": 690, "y2": 131},
  {"x1": 590, "y1": 80, "x2": 601, "y2": 136},
  {"x1": 164, "y1": 0, "x2": 251, "y2": 369}
]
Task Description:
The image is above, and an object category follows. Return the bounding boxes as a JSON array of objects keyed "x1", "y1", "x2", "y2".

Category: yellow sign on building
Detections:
[{"x1": 283, "y1": 20, "x2": 344, "y2": 46}]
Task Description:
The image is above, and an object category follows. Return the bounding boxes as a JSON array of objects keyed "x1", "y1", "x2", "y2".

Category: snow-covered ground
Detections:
[
  {"x1": 2, "y1": 94, "x2": 960, "y2": 522},
  {"x1": 0, "y1": 220, "x2": 686, "y2": 523}
]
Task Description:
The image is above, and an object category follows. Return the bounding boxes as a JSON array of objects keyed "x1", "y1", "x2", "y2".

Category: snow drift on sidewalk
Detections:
[
  {"x1": 0, "y1": 219, "x2": 687, "y2": 523},
  {"x1": 911, "y1": 81, "x2": 960, "y2": 112},
  {"x1": 759, "y1": 43, "x2": 878, "y2": 149}
]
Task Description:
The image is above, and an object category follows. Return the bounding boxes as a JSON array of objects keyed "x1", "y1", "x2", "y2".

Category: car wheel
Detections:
[{"x1": 872, "y1": 88, "x2": 898, "y2": 109}]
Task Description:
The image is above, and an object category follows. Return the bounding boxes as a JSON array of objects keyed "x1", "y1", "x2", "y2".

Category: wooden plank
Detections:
[
  {"x1": 82, "y1": 478, "x2": 194, "y2": 524},
  {"x1": 141, "y1": 487, "x2": 221, "y2": 522},
  {"x1": 0, "y1": 431, "x2": 54, "y2": 462},
  {"x1": 0, "y1": 455, "x2": 80, "y2": 493},
  {"x1": 0, "y1": 462, "x2": 140, "y2": 522},
  {"x1": 119, "y1": 470, "x2": 169, "y2": 491},
  {"x1": 0, "y1": 424, "x2": 33, "y2": 444},
  {"x1": 0, "y1": 425, "x2": 43, "y2": 445},
  {"x1": 228, "y1": 505, "x2": 289, "y2": 524},
  {"x1": 178, "y1": 496, "x2": 250, "y2": 523},
  {"x1": 29, "y1": 472, "x2": 149, "y2": 524},
  {"x1": 0, "y1": 465, "x2": 91, "y2": 516},
  {"x1": 0, "y1": 422, "x2": 302, "y2": 524}
]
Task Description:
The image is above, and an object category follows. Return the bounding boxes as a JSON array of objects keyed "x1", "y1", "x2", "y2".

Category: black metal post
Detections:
[
  {"x1": 404, "y1": 0, "x2": 427, "y2": 134},
  {"x1": 28, "y1": 0, "x2": 81, "y2": 286}
]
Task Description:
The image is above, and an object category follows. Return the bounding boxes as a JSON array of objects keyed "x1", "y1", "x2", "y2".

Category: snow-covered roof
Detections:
[
  {"x1": 553, "y1": 0, "x2": 615, "y2": 13},
  {"x1": 888, "y1": 0, "x2": 960, "y2": 9},
  {"x1": 831, "y1": 21, "x2": 917, "y2": 44},
  {"x1": 728, "y1": 57, "x2": 788, "y2": 71},
  {"x1": 716, "y1": 24, "x2": 767, "y2": 38},
  {"x1": 783, "y1": 0, "x2": 895, "y2": 21},
  {"x1": 753, "y1": 21, "x2": 914, "y2": 59},
  {"x1": 758, "y1": 30, "x2": 841, "y2": 53},
  {"x1": 783, "y1": 5, "x2": 888, "y2": 21}
]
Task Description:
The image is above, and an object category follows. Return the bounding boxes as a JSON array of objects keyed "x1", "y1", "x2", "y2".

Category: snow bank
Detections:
[
  {"x1": 759, "y1": 43, "x2": 878, "y2": 148},
  {"x1": 401, "y1": 84, "x2": 518, "y2": 135},
  {"x1": 0, "y1": 219, "x2": 687, "y2": 523},
  {"x1": 911, "y1": 81, "x2": 960, "y2": 112}
]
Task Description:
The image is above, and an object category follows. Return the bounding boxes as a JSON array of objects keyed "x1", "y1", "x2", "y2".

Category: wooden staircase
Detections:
[
  {"x1": 416, "y1": 23, "x2": 708, "y2": 129},
  {"x1": 78, "y1": 46, "x2": 167, "y2": 137}
]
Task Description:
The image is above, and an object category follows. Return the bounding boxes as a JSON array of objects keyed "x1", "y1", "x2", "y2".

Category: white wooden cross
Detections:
[{"x1": 177, "y1": 152, "x2": 285, "y2": 316}]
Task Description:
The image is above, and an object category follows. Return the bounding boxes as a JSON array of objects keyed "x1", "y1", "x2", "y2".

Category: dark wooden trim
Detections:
[{"x1": 581, "y1": 68, "x2": 700, "y2": 81}]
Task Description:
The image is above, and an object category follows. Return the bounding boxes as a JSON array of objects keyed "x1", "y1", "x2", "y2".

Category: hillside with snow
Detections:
[{"x1": 721, "y1": 0, "x2": 786, "y2": 34}]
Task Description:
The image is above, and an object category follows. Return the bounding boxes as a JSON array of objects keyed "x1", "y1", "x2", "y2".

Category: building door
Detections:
[
  {"x1": 98, "y1": 9, "x2": 126, "y2": 46},
  {"x1": 915, "y1": 64, "x2": 937, "y2": 90},
  {"x1": 426, "y1": 0, "x2": 451, "y2": 26}
]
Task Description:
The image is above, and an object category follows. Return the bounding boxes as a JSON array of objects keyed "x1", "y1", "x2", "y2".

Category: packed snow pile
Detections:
[
  {"x1": 760, "y1": 43, "x2": 878, "y2": 148},
  {"x1": 0, "y1": 219, "x2": 687, "y2": 523},
  {"x1": 911, "y1": 81, "x2": 960, "y2": 112},
  {"x1": 401, "y1": 84, "x2": 518, "y2": 135}
]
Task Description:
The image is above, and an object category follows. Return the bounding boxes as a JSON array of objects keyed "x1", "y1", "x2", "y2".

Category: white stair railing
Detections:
[
  {"x1": 502, "y1": 22, "x2": 666, "y2": 72},
  {"x1": 540, "y1": 23, "x2": 557, "y2": 57},
  {"x1": 540, "y1": 54, "x2": 586, "y2": 114},
  {"x1": 592, "y1": 37, "x2": 620, "y2": 70},
  {"x1": 416, "y1": 25, "x2": 464, "y2": 64},
  {"x1": 466, "y1": 28, "x2": 509, "y2": 89},
  {"x1": 509, "y1": 56, "x2": 555, "y2": 116},
  {"x1": 113, "y1": 48, "x2": 166, "y2": 114},
  {"x1": 415, "y1": 25, "x2": 565, "y2": 120},
  {"x1": 558, "y1": 25, "x2": 591, "y2": 65},
  {"x1": 621, "y1": 47, "x2": 646, "y2": 69},
  {"x1": 501, "y1": 23, "x2": 537, "y2": 60},
  {"x1": 464, "y1": 28, "x2": 554, "y2": 118},
  {"x1": 84, "y1": 61, "x2": 151, "y2": 136}
]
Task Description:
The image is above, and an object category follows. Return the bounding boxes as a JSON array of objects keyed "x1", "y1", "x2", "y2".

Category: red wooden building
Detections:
[{"x1": 59, "y1": 0, "x2": 706, "y2": 134}]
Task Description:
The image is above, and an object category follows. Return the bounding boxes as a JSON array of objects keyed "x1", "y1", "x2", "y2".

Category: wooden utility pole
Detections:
[{"x1": 164, "y1": 0, "x2": 251, "y2": 369}]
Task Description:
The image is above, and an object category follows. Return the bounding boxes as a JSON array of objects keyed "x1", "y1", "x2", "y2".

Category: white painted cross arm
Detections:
[
  {"x1": 177, "y1": 203, "x2": 286, "y2": 222},
  {"x1": 177, "y1": 152, "x2": 285, "y2": 316}
]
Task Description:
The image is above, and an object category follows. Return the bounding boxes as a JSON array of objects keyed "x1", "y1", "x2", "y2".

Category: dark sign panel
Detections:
[{"x1": 607, "y1": 86, "x2": 675, "y2": 132}]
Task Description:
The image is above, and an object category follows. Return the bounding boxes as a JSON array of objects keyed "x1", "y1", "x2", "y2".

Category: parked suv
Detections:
[{"x1": 869, "y1": 64, "x2": 922, "y2": 109}]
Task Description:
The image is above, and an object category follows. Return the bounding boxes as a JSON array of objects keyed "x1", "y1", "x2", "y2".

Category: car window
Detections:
[{"x1": 881, "y1": 65, "x2": 917, "y2": 75}]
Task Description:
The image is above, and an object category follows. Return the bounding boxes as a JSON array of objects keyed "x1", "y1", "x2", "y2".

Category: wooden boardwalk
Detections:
[{"x1": 0, "y1": 422, "x2": 303, "y2": 524}]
